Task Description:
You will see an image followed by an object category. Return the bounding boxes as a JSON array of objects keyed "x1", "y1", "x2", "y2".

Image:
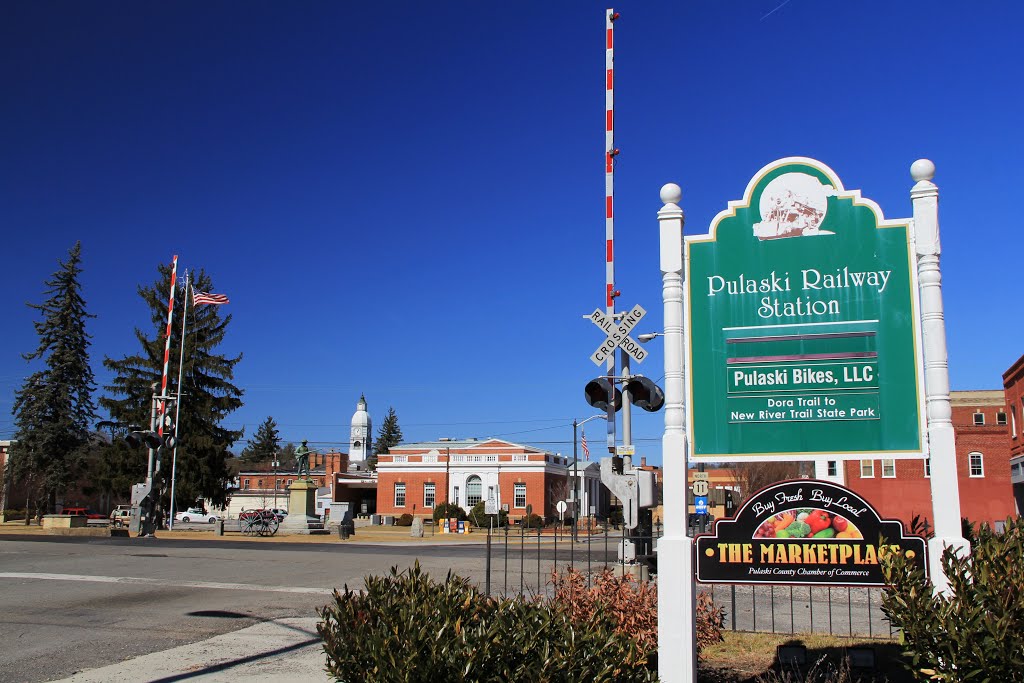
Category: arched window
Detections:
[
  {"x1": 466, "y1": 475, "x2": 483, "y2": 507},
  {"x1": 969, "y1": 452, "x2": 984, "y2": 477}
]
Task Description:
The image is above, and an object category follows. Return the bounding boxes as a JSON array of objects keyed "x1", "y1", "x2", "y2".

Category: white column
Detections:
[
  {"x1": 656, "y1": 183, "x2": 697, "y2": 682},
  {"x1": 912, "y1": 159, "x2": 970, "y2": 594}
]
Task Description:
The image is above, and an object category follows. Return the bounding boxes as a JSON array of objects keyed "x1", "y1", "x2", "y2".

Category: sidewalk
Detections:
[
  {"x1": 0, "y1": 519, "x2": 489, "y2": 545},
  {"x1": 0, "y1": 519, "x2": 582, "y2": 545},
  {"x1": 50, "y1": 617, "x2": 330, "y2": 683}
]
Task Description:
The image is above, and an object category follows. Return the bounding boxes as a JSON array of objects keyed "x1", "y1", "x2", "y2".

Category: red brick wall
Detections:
[
  {"x1": 375, "y1": 469, "x2": 567, "y2": 519},
  {"x1": 1003, "y1": 356, "x2": 1024, "y2": 460},
  {"x1": 376, "y1": 470, "x2": 444, "y2": 516},
  {"x1": 844, "y1": 397, "x2": 1015, "y2": 527}
]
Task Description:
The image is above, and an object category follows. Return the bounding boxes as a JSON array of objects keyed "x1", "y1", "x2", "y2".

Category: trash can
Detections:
[
  {"x1": 338, "y1": 523, "x2": 350, "y2": 540},
  {"x1": 216, "y1": 519, "x2": 225, "y2": 536}
]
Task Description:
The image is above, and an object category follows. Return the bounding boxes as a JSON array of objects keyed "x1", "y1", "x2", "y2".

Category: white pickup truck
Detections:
[{"x1": 109, "y1": 505, "x2": 132, "y2": 528}]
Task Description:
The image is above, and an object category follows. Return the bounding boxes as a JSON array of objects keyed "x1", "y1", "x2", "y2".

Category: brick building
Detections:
[
  {"x1": 375, "y1": 438, "x2": 571, "y2": 521},
  {"x1": 1002, "y1": 355, "x2": 1024, "y2": 514},
  {"x1": 814, "y1": 390, "x2": 1017, "y2": 528}
]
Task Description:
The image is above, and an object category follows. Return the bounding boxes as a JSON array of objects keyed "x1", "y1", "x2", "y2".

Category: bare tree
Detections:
[{"x1": 723, "y1": 460, "x2": 804, "y2": 505}]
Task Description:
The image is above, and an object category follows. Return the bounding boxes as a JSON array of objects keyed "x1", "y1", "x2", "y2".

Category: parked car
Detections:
[
  {"x1": 62, "y1": 507, "x2": 105, "y2": 519},
  {"x1": 175, "y1": 507, "x2": 218, "y2": 523}
]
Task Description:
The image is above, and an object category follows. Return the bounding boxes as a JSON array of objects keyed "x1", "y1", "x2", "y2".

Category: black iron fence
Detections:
[{"x1": 480, "y1": 522, "x2": 893, "y2": 639}]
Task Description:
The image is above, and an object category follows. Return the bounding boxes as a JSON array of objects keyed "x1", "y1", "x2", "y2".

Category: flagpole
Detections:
[{"x1": 168, "y1": 270, "x2": 190, "y2": 531}]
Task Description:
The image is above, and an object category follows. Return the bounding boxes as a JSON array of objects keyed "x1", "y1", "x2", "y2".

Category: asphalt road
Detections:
[
  {"x1": 0, "y1": 535, "x2": 489, "y2": 683},
  {"x1": 0, "y1": 533, "x2": 890, "y2": 682}
]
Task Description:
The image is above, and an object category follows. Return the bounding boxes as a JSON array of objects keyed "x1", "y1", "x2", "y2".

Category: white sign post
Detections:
[
  {"x1": 655, "y1": 183, "x2": 698, "y2": 683},
  {"x1": 911, "y1": 159, "x2": 970, "y2": 593}
]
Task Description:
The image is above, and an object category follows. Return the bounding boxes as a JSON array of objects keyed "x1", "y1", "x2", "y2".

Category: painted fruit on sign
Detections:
[{"x1": 753, "y1": 508, "x2": 861, "y2": 540}]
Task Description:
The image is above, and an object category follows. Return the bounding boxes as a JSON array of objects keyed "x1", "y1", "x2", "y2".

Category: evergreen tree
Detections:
[
  {"x1": 101, "y1": 264, "x2": 243, "y2": 510},
  {"x1": 8, "y1": 242, "x2": 97, "y2": 516},
  {"x1": 277, "y1": 442, "x2": 297, "y2": 469},
  {"x1": 239, "y1": 416, "x2": 280, "y2": 464},
  {"x1": 85, "y1": 423, "x2": 146, "y2": 508},
  {"x1": 370, "y1": 407, "x2": 403, "y2": 471}
]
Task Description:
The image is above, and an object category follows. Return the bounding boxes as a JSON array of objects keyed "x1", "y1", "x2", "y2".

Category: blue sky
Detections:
[{"x1": 3, "y1": 1, "x2": 1022, "y2": 464}]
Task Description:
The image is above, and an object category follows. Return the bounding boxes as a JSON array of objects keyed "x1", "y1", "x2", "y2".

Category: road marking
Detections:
[{"x1": 0, "y1": 572, "x2": 333, "y2": 595}]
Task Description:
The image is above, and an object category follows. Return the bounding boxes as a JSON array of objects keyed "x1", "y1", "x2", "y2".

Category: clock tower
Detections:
[{"x1": 349, "y1": 394, "x2": 372, "y2": 465}]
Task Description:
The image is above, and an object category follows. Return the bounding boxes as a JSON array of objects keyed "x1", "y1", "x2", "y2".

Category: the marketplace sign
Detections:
[
  {"x1": 695, "y1": 480, "x2": 926, "y2": 586},
  {"x1": 686, "y1": 158, "x2": 926, "y2": 461}
]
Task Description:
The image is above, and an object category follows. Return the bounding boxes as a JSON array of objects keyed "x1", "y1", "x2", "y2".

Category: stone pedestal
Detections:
[{"x1": 278, "y1": 480, "x2": 328, "y2": 535}]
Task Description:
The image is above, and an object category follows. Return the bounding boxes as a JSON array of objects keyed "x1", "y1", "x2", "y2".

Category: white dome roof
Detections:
[{"x1": 351, "y1": 394, "x2": 371, "y2": 429}]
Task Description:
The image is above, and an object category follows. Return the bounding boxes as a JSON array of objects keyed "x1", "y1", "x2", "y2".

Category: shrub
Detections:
[
  {"x1": 519, "y1": 512, "x2": 545, "y2": 529},
  {"x1": 550, "y1": 567, "x2": 724, "y2": 657},
  {"x1": 318, "y1": 562, "x2": 656, "y2": 682},
  {"x1": 431, "y1": 501, "x2": 466, "y2": 523},
  {"x1": 467, "y1": 501, "x2": 508, "y2": 528},
  {"x1": 880, "y1": 516, "x2": 1024, "y2": 681},
  {"x1": 395, "y1": 513, "x2": 413, "y2": 526}
]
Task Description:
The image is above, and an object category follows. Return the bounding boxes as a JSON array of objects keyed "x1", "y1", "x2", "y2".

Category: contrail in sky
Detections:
[{"x1": 761, "y1": 0, "x2": 792, "y2": 21}]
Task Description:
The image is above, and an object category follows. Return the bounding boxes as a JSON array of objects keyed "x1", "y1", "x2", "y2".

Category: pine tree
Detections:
[
  {"x1": 101, "y1": 264, "x2": 243, "y2": 510},
  {"x1": 277, "y1": 442, "x2": 297, "y2": 469},
  {"x1": 370, "y1": 407, "x2": 403, "y2": 471},
  {"x1": 239, "y1": 416, "x2": 280, "y2": 464},
  {"x1": 8, "y1": 242, "x2": 97, "y2": 516}
]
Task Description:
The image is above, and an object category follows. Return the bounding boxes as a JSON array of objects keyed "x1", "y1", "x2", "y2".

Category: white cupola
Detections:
[{"x1": 349, "y1": 394, "x2": 372, "y2": 464}]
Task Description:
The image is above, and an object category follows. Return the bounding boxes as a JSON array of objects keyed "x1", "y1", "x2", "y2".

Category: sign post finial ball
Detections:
[
  {"x1": 910, "y1": 159, "x2": 935, "y2": 183},
  {"x1": 660, "y1": 183, "x2": 682, "y2": 205}
]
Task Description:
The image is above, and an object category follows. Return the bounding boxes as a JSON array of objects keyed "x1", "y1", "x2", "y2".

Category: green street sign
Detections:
[{"x1": 686, "y1": 158, "x2": 926, "y2": 461}]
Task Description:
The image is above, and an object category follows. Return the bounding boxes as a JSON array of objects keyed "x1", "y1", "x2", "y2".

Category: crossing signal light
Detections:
[
  {"x1": 584, "y1": 378, "x2": 622, "y2": 412},
  {"x1": 161, "y1": 415, "x2": 176, "y2": 449},
  {"x1": 624, "y1": 376, "x2": 665, "y2": 412},
  {"x1": 125, "y1": 431, "x2": 163, "y2": 450}
]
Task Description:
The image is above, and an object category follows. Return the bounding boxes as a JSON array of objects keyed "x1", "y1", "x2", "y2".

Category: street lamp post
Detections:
[
  {"x1": 272, "y1": 458, "x2": 280, "y2": 509},
  {"x1": 572, "y1": 414, "x2": 605, "y2": 542}
]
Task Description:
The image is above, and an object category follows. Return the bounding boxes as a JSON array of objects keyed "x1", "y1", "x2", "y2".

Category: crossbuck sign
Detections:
[{"x1": 589, "y1": 304, "x2": 648, "y2": 366}]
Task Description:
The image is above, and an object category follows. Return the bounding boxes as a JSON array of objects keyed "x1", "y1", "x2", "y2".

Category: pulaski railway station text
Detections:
[{"x1": 707, "y1": 267, "x2": 892, "y2": 320}]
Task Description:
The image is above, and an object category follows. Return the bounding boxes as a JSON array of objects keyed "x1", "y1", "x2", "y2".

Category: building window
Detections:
[
  {"x1": 997, "y1": 411, "x2": 1007, "y2": 426},
  {"x1": 826, "y1": 461, "x2": 837, "y2": 477},
  {"x1": 466, "y1": 476, "x2": 483, "y2": 507},
  {"x1": 882, "y1": 459, "x2": 896, "y2": 478},
  {"x1": 258, "y1": 479, "x2": 263, "y2": 489},
  {"x1": 514, "y1": 483, "x2": 527, "y2": 508},
  {"x1": 244, "y1": 478, "x2": 250, "y2": 490},
  {"x1": 276, "y1": 480, "x2": 282, "y2": 490},
  {"x1": 860, "y1": 460, "x2": 874, "y2": 478},
  {"x1": 924, "y1": 458, "x2": 931, "y2": 478},
  {"x1": 969, "y1": 452, "x2": 984, "y2": 477},
  {"x1": 973, "y1": 412, "x2": 985, "y2": 426},
  {"x1": 1013, "y1": 406, "x2": 1018, "y2": 438},
  {"x1": 453, "y1": 486, "x2": 460, "y2": 506},
  {"x1": 394, "y1": 482, "x2": 406, "y2": 507},
  {"x1": 423, "y1": 482, "x2": 435, "y2": 508}
]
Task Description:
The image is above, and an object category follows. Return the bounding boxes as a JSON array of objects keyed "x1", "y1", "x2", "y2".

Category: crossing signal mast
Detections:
[{"x1": 581, "y1": 10, "x2": 664, "y2": 558}]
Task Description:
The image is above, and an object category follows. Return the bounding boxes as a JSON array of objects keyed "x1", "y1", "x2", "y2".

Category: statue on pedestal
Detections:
[{"x1": 295, "y1": 439, "x2": 311, "y2": 478}]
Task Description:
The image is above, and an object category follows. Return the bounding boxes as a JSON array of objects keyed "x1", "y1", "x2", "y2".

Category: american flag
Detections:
[
  {"x1": 581, "y1": 430, "x2": 590, "y2": 460},
  {"x1": 193, "y1": 289, "x2": 230, "y2": 305}
]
